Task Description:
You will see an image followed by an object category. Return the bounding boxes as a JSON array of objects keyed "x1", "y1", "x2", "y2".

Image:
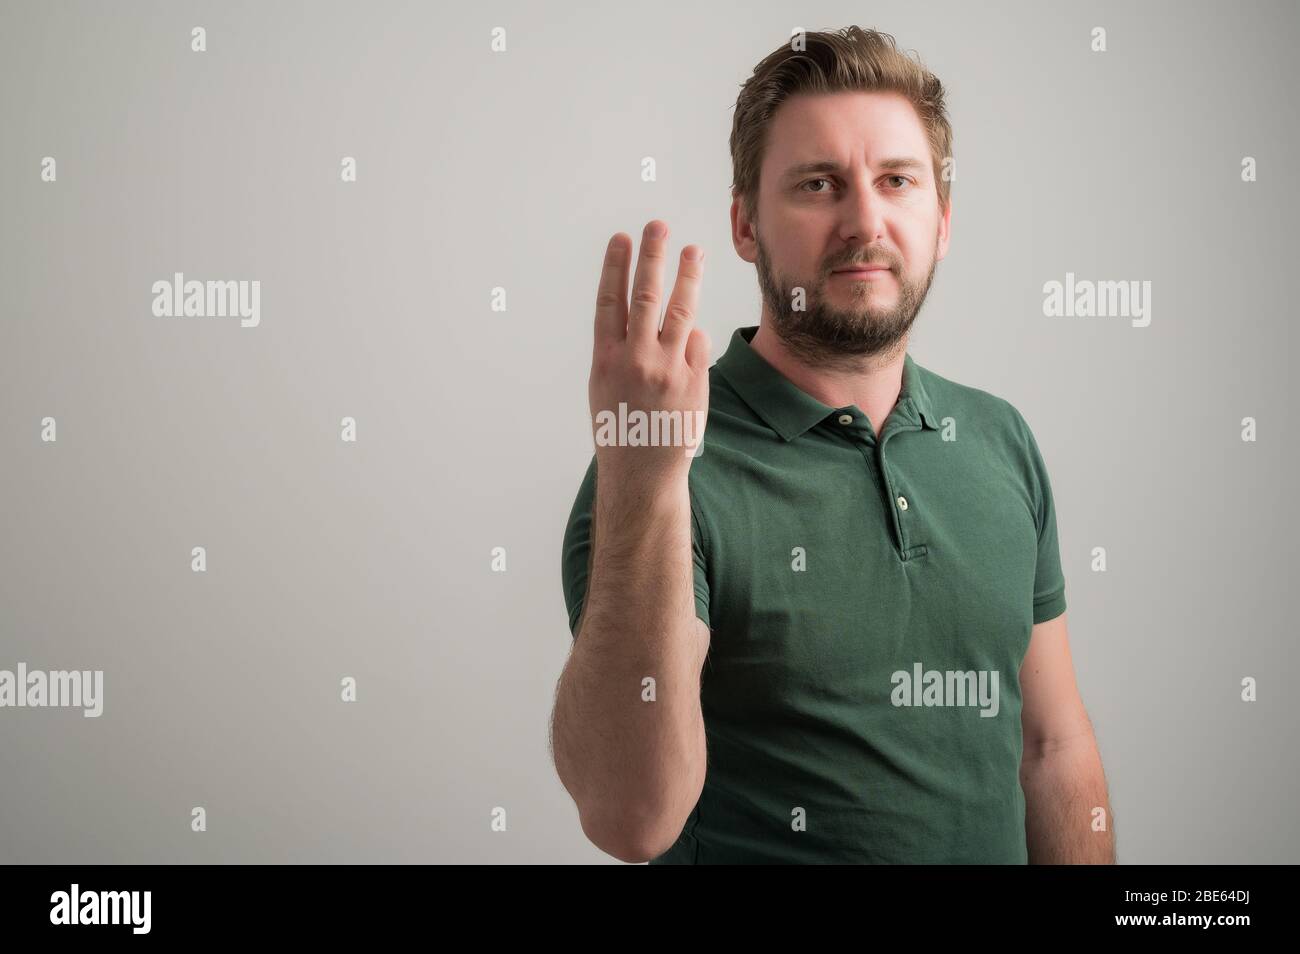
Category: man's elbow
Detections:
[{"x1": 579, "y1": 800, "x2": 690, "y2": 864}]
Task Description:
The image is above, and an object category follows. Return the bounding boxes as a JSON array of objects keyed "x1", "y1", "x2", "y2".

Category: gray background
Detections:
[{"x1": 1, "y1": 0, "x2": 1296, "y2": 863}]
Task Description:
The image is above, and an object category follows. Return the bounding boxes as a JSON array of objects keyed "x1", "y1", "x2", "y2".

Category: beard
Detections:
[{"x1": 755, "y1": 231, "x2": 938, "y2": 368}]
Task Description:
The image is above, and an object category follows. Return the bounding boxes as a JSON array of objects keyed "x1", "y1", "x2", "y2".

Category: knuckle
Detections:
[
  {"x1": 590, "y1": 341, "x2": 619, "y2": 373},
  {"x1": 629, "y1": 288, "x2": 660, "y2": 309},
  {"x1": 628, "y1": 357, "x2": 667, "y2": 388},
  {"x1": 663, "y1": 302, "x2": 693, "y2": 325}
]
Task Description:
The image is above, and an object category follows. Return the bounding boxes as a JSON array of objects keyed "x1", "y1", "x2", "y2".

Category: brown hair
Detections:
[{"x1": 729, "y1": 26, "x2": 953, "y2": 223}]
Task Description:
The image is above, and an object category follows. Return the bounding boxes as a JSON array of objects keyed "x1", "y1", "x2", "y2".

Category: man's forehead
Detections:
[{"x1": 764, "y1": 91, "x2": 929, "y2": 170}]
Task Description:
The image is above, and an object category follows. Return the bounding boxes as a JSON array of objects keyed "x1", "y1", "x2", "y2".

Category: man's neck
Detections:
[{"x1": 749, "y1": 321, "x2": 909, "y2": 437}]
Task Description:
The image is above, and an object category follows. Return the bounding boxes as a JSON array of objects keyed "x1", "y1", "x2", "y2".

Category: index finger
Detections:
[{"x1": 594, "y1": 232, "x2": 631, "y2": 346}]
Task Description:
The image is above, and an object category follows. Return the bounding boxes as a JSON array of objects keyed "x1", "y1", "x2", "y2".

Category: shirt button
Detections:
[
  {"x1": 837, "y1": 413, "x2": 853, "y2": 425},
  {"x1": 897, "y1": 495, "x2": 909, "y2": 511}
]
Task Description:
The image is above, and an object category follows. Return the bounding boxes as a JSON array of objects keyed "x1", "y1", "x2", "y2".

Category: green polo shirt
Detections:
[{"x1": 561, "y1": 324, "x2": 1067, "y2": 864}]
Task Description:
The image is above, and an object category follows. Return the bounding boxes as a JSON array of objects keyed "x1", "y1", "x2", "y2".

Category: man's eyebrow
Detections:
[{"x1": 781, "y1": 157, "x2": 929, "y2": 181}]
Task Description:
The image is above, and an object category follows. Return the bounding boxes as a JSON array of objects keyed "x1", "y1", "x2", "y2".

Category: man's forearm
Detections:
[
  {"x1": 552, "y1": 476, "x2": 708, "y2": 861},
  {"x1": 1021, "y1": 734, "x2": 1115, "y2": 864}
]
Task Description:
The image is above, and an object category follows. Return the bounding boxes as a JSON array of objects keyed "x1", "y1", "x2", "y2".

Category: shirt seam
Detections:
[{"x1": 688, "y1": 485, "x2": 712, "y2": 625}]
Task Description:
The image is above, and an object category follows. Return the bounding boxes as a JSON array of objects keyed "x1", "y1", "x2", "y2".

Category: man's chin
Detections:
[{"x1": 781, "y1": 324, "x2": 906, "y2": 352}]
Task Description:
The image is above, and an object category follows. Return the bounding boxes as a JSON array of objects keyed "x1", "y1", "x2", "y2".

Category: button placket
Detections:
[{"x1": 878, "y1": 418, "x2": 921, "y2": 556}]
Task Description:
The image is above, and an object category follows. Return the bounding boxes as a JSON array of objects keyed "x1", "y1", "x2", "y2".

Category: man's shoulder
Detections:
[{"x1": 912, "y1": 357, "x2": 1035, "y2": 440}]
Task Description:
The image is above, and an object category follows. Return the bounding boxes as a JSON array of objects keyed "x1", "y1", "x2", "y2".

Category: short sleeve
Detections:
[
  {"x1": 560, "y1": 455, "x2": 711, "y2": 639},
  {"x1": 1017, "y1": 413, "x2": 1068, "y2": 625}
]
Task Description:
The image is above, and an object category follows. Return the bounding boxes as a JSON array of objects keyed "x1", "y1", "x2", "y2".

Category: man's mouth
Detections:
[{"x1": 832, "y1": 265, "x2": 892, "y2": 277}]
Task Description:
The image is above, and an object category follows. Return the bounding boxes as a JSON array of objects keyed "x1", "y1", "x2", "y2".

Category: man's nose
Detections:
[{"x1": 838, "y1": 178, "x2": 887, "y2": 246}]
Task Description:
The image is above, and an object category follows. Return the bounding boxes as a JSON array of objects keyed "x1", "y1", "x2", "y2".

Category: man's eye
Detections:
[{"x1": 802, "y1": 175, "x2": 912, "y2": 193}]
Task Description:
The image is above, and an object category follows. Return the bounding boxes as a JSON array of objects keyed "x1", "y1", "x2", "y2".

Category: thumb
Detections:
[{"x1": 684, "y1": 327, "x2": 711, "y2": 373}]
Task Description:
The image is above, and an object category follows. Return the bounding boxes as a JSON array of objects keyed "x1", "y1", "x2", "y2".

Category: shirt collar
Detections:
[{"x1": 714, "y1": 325, "x2": 941, "y2": 442}]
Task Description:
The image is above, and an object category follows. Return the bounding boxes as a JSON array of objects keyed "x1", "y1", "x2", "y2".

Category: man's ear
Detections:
[
  {"x1": 731, "y1": 193, "x2": 758, "y2": 265},
  {"x1": 935, "y1": 197, "x2": 952, "y2": 262}
]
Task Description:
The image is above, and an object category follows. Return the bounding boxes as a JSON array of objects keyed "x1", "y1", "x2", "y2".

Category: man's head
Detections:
[{"x1": 729, "y1": 27, "x2": 953, "y2": 367}]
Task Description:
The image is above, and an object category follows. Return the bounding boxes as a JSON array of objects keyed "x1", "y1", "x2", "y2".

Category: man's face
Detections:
[{"x1": 733, "y1": 90, "x2": 952, "y2": 364}]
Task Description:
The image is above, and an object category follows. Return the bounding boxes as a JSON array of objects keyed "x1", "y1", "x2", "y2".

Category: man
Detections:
[{"x1": 551, "y1": 25, "x2": 1114, "y2": 864}]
